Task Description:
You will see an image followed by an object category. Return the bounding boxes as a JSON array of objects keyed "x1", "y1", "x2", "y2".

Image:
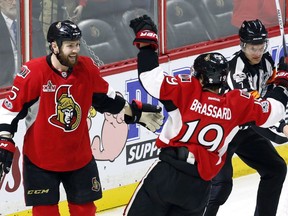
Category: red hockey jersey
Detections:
[
  {"x1": 0, "y1": 55, "x2": 124, "y2": 171},
  {"x1": 139, "y1": 66, "x2": 286, "y2": 181}
]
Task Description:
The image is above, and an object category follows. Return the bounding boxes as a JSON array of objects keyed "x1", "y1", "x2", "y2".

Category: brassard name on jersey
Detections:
[{"x1": 190, "y1": 99, "x2": 232, "y2": 120}]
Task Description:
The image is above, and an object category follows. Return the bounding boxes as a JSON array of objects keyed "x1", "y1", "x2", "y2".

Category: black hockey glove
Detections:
[
  {"x1": 278, "y1": 56, "x2": 288, "y2": 72},
  {"x1": 0, "y1": 137, "x2": 15, "y2": 180},
  {"x1": 129, "y1": 15, "x2": 158, "y2": 50},
  {"x1": 124, "y1": 100, "x2": 164, "y2": 132}
]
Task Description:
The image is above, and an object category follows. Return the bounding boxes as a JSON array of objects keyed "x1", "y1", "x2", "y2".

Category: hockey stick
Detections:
[
  {"x1": 0, "y1": 163, "x2": 4, "y2": 182},
  {"x1": 275, "y1": 0, "x2": 288, "y2": 57},
  {"x1": 251, "y1": 125, "x2": 288, "y2": 144}
]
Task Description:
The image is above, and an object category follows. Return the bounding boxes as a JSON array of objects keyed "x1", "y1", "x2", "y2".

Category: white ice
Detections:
[{"x1": 97, "y1": 172, "x2": 288, "y2": 216}]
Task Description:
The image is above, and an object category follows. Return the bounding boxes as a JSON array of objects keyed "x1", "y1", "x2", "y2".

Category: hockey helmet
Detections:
[
  {"x1": 47, "y1": 20, "x2": 82, "y2": 44},
  {"x1": 239, "y1": 19, "x2": 268, "y2": 44},
  {"x1": 193, "y1": 52, "x2": 229, "y2": 87}
]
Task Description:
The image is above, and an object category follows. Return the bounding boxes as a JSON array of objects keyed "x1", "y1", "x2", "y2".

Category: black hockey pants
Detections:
[{"x1": 204, "y1": 128, "x2": 287, "y2": 216}]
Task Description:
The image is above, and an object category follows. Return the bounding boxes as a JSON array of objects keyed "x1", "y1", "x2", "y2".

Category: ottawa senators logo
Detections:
[
  {"x1": 48, "y1": 85, "x2": 81, "y2": 131},
  {"x1": 91, "y1": 177, "x2": 101, "y2": 192}
]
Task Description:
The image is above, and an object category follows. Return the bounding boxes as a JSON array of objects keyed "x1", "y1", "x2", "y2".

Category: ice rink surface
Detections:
[{"x1": 97, "y1": 172, "x2": 288, "y2": 216}]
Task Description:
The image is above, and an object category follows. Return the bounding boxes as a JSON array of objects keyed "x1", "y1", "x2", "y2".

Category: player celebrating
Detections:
[
  {"x1": 123, "y1": 15, "x2": 288, "y2": 216},
  {"x1": 204, "y1": 19, "x2": 288, "y2": 216},
  {"x1": 0, "y1": 20, "x2": 163, "y2": 216}
]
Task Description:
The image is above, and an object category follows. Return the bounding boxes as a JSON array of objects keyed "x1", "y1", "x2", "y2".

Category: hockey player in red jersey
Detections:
[
  {"x1": 123, "y1": 15, "x2": 288, "y2": 216},
  {"x1": 0, "y1": 20, "x2": 163, "y2": 216}
]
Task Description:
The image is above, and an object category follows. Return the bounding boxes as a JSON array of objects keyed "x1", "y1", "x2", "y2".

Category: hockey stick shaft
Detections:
[
  {"x1": 0, "y1": 163, "x2": 4, "y2": 182},
  {"x1": 275, "y1": 0, "x2": 288, "y2": 57}
]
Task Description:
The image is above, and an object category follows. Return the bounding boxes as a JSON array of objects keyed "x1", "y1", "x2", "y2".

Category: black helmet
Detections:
[
  {"x1": 193, "y1": 52, "x2": 229, "y2": 87},
  {"x1": 47, "y1": 20, "x2": 82, "y2": 43},
  {"x1": 239, "y1": 19, "x2": 268, "y2": 44}
]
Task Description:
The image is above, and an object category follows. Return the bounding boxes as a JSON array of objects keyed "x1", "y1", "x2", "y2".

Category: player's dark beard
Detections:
[{"x1": 57, "y1": 50, "x2": 78, "y2": 68}]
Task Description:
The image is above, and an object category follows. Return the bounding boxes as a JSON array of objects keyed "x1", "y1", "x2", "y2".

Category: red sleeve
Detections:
[
  {"x1": 227, "y1": 90, "x2": 271, "y2": 127},
  {"x1": 4, "y1": 59, "x2": 44, "y2": 112}
]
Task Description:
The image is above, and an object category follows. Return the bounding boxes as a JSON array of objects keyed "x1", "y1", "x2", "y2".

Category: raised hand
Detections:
[{"x1": 129, "y1": 15, "x2": 158, "y2": 50}]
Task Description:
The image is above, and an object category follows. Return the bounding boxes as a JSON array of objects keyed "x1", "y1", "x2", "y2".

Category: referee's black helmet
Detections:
[{"x1": 239, "y1": 19, "x2": 268, "y2": 45}]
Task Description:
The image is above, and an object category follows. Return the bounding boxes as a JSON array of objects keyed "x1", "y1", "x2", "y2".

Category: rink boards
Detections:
[{"x1": 2, "y1": 35, "x2": 288, "y2": 216}]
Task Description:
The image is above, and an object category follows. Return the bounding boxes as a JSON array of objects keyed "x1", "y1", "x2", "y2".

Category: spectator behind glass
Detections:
[
  {"x1": 26, "y1": 1, "x2": 46, "y2": 58},
  {"x1": 232, "y1": 0, "x2": 285, "y2": 28},
  {"x1": 0, "y1": 0, "x2": 46, "y2": 89},
  {"x1": 31, "y1": 17, "x2": 47, "y2": 58},
  {"x1": 0, "y1": 0, "x2": 17, "y2": 88},
  {"x1": 62, "y1": 0, "x2": 106, "y2": 23}
]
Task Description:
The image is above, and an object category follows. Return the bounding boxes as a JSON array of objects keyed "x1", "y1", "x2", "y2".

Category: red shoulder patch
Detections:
[{"x1": 17, "y1": 65, "x2": 31, "y2": 78}]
